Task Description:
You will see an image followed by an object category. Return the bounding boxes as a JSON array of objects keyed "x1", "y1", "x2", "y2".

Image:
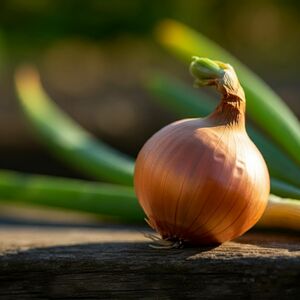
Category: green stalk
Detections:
[
  {"x1": 256, "y1": 194, "x2": 300, "y2": 231},
  {"x1": 15, "y1": 66, "x2": 134, "y2": 185},
  {"x1": 0, "y1": 170, "x2": 143, "y2": 222},
  {"x1": 146, "y1": 73, "x2": 300, "y2": 189},
  {"x1": 155, "y1": 20, "x2": 300, "y2": 166},
  {"x1": 270, "y1": 178, "x2": 300, "y2": 200}
]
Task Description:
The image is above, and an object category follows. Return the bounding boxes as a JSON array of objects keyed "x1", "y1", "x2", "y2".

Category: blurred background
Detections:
[{"x1": 0, "y1": 0, "x2": 299, "y2": 178}]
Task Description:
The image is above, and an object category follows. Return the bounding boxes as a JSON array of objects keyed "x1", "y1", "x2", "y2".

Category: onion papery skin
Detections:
[
  {"x1": 134, "y1": 119, "x2": 269, "y2": 245},
  {"x1": 134, "y1": 58, "x2": 270, "y2": 245}
]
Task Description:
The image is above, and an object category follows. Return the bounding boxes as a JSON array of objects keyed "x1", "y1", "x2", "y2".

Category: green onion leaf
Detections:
[
  {"x1": 0, "y1": 170, "x2": 143, "y2": 222},
  {"x1": 15, "y1": 66, "x2": 134, "y2": 185}
]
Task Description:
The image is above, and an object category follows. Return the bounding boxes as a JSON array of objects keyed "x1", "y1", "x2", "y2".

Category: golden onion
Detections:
[{"x1": 134, "y1": 57, "x2": 270, "y2": 246}]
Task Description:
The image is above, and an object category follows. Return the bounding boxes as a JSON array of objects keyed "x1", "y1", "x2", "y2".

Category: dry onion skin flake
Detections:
[{"x1": 134, "y1": 57, "x2": 270, "y2": 246}]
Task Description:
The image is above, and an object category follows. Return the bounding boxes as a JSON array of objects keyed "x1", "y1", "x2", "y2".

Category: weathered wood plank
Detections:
[{"x1": 0, "y1": 226, "x2": 299, "y2": 299}]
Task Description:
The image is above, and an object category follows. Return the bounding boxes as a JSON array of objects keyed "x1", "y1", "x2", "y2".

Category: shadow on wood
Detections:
[{"x1": 0, "y1": 226, "x2": 299, "y2": 299}]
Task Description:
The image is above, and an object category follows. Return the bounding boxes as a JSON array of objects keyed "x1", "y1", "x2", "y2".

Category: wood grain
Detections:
[{"x1": 0, "y1": 226, "x2": 299, "y2": 299}]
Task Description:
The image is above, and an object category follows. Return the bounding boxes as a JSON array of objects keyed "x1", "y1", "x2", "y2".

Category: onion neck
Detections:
[{"x1": 190, "y1": 57, "x2": 246, "y2": 129}]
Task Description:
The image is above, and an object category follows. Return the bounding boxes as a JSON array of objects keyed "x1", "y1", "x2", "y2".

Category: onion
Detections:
[{"x1": 134, "y1": 57, "x2": 270, "y2": 246}]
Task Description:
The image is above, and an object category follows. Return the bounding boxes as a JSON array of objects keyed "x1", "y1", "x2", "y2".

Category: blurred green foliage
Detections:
[
  {"x1": 0, "y1": 1, "x2": 299, "y2": 54},
  {"x1": 0, "y1": 0, "x2": 169, "y2": 43},
  {"x1": 0, "y1": 0, "x2": 299, "y2": 80}
]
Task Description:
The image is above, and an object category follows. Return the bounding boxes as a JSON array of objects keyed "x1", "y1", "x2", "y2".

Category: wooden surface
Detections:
[{"x1": 0, "y1": 224, "x2": 299, "y2": 299}]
